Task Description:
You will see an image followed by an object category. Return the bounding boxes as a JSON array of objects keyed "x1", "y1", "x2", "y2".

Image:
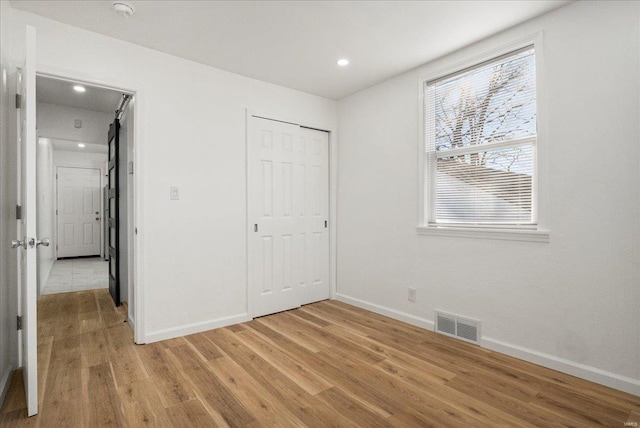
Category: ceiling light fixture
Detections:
[
  {"x1": 337, "y1": 59, "x2": 350, "y2": 67},
  {"x1": 78, "y1": 143, "x2": 86, "y2": 148},
  {"x1": 73, "y1": 85, "x2": 86, "y2": 93},
  {"x1": 112, "y1": 1, "x2": 136, "y2": 18}
]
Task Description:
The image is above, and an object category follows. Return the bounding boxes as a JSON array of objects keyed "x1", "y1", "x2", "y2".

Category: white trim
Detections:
[
  {"x1": 329, "y1": 129, "x2": 338, "y2": 301},
  {"x1": 416, "y1": 225, "x2": 550, "y2": 243},
  {"x1": 35, "y1": 63, "x2": 147, "y2": 345},
  {"x1": 418, "y1": 32, "x2": 543, "y2": 91},
  {"x1": 245, "y1": 110, "x2": 252, "y2": 318},
  {"x1": 54, "y1": 166, "x2": 103, "y2": 259},
  {"x1": 435, "y1": 136, "x2": 536, "y2": 158},
  {"x1": 334, "y1": 293, "x2": 435, "y2": 330},
  {"x1": 52, "y1": 163, "x2": 106, "y2": 261},
  {"x1": 144, "y1": 313, "x2": 251, "y2": 344},
  {"x1": 335, "y1": 293, "x2": 640, "y2": 396},
  {"x1": 417, "y1": 32, "x2": 547, "y2": 237},
  {"x1": 127, "y1": 313, "x2": 135, "y2": 332},
  {"x1": 481, "y1": 336, "x2": 640, "y2": 397},
  {"x1": 0, "y1": 367, "x2": 14, "y2": 410}
]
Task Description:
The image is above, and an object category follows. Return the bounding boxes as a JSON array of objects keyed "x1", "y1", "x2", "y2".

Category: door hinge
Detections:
[
  {"x1": 254, "y1": 224, "x2": 258, "y2": 232},
  {"x1": 56, "y1": 209, "x2": 58, "y2": 215},
  {"x1": 324, "y1": 220, "x2": 328, "y2": 228},
  {"x1": 16, "y1": 205, "x2": 22, "y2": 220},
  {"x1": 15, "y1": 94, "x2": 22, "y2": 109},
  {"x1": 17, "y1": 316, "x2": 22, "y2": 331}
]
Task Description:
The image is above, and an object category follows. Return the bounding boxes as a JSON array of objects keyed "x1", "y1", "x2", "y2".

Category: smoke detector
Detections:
[{"x1": 112, "y1": 1, "x2": 135, "y2": 18}]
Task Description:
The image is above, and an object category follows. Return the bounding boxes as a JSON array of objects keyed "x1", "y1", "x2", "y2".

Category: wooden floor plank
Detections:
[
  {"x1": 314, "y1": 386, "x2": 395, "y2": 428},
  {"x1": 117, "y1": 378, "x2": 174, "y2": 427},
  {"x1": 36, "y1": 336, "x2": 53, "y2": 409},
  {"x1": 226, "y1": 327, "x2": 333, "y2": 396},
  {"x1": 166, "y1": 344, "x2": 255, "y2": 427},
  {"x1": 135, "y1": 342, "x2": 196, "y2": 407},
  {"x1": 164, "y1": 399, "x2": 219, "y2": 427},
  {"x1": 208, "y1": 327, "x2": 353, "y2": 427},
  {"x1": 206, "y1": 356, "x2": 305, "y2": 426},
  {"x1": 248, "y1": 319, "x2": 407, "y2": 418},
  {"x1": 2, "y1": 288, "x2": 638, "y2": 427},
  {"x1": 86, "y1": 363, "x2": 126, "y2": 427}
]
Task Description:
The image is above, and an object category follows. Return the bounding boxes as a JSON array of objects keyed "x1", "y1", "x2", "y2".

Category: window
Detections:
[{"x1": 423, "y1": 46, "x2": 538, "y2": 230}]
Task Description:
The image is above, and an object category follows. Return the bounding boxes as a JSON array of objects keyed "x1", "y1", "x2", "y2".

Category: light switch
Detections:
[{"x1": 170, "y1": 186, "x2": 179, "y2": 200}]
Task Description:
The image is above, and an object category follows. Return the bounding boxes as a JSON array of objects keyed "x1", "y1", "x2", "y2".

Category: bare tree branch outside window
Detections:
[{"x1": 427, "y1": 48, "x2": 537, "y2": 224}]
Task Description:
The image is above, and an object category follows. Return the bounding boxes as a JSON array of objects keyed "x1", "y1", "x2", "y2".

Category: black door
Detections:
[{"x1": 107, "y1": 120, "x2": 120, "y2": 306}]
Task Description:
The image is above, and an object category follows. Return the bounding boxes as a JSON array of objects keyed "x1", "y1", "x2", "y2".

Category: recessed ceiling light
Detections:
[
  {"x1": 78, "y1": 143, "x2": 86, "y2": 148},
  {"x1": 73, "y1": 85, "x2": 86, "y2": 93},
  {"x1": 337, "y1": 59, "x2": 350, "y2": 67}
]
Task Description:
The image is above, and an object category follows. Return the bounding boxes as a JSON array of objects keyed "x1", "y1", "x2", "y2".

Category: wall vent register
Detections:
[{"x1": 435, "y1": 310, "x2": 481, "y2": 344}]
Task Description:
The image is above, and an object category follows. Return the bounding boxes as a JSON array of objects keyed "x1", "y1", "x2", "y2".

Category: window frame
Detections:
[{"x1": 417, "y1": 33, "x2": 550, "y2": 242}]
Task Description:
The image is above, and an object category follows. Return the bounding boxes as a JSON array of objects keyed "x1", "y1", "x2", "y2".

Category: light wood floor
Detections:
[{"x1": 1, "y1": 289, "x2": 638, "y2": 427}]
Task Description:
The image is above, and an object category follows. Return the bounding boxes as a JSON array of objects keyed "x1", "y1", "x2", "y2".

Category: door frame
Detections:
[
  {"x1": 35, "y1": 64, "x2": 146, "y2": 344},
  {"x1": 54, "y1": 166, "x2": 104, "y2": 260},
  {"x1": 245, "y1": 109, "x2": 338, "y2": 318}
]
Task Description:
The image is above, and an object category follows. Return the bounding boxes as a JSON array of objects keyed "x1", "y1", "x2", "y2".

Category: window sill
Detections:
[{"x1": 416, "y1": 225, "x2": 550, "y2": 243}]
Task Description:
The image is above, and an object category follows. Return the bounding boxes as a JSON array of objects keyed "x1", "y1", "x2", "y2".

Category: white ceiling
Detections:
[
  {"x1": 13, "y1": 1, "x2": 570, "y2": 100},
  {"x1": 43, "y1": 138, "x2": 108, "y2": 154},
  {"x1": 37, "y1": 75, "x2": 124, "y2": 113}
]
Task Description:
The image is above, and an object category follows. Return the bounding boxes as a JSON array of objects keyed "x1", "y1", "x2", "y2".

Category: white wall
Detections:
[
  {"x1": 0, "y1": 8, "x2": 16, "y2": 409},
  {"x1": 337, "y1": 1, "x2": 640, "y2": 394},
  {"x1": 37, "y1": 102, "x2": 113, "y2": 145},
  {"x1": 0, "y1": 1, "x2": 21, "y2": 407},
  {"x1": 36, "y1": 138, "x2": 54, "y2": 294},
  {"x1": 2, "y1": 3, "x2": 337, "y2": 345}
]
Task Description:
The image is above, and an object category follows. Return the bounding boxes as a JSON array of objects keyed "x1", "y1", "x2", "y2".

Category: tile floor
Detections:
[{"x1": 42, "y1": 257, "x2": 109, "y2": 295}]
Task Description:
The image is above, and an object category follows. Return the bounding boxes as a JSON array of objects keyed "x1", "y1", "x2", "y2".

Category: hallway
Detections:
[{"x1": 41, "y1": 258, "x2": 108, "y2": 295}]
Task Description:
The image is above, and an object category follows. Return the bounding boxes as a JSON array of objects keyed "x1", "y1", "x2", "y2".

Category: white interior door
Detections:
[
  {"x1": 298, "y1": 127, "x2": 330, "y2": 305},
  {"x1": 13, "y1": 25, "x2": 39, "y2": 417},
  {"x1": 249, "y1": 116, "x2": 329, "y2": 318},
  {"x1": 57, "y1": 167, "x2": 102, "y2": 258}
]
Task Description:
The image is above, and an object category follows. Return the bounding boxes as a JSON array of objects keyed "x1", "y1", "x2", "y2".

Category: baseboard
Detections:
[
  {"x1": 0, "y1": 366, "x2": 14, "y2": 410},
  {"x1": 334, "y1": 293, "x2": 435, "y2": 330},
  {"x1": 334, "y1": 293, "x2": 640, "y2": 397},
  {"x1": 481, "y1": 336, "x2": 640, "y2": 396},
  {"x1": 144, "y1": 313, "x2": 252, "y2": 344},
  {"x1": 127, "y1": 313, "x2": 135, "y2": 331}
]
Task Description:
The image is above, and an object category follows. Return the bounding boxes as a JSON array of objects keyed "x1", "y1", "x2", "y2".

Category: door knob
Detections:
[
  {"x1": 11, "y1": 239, "x2": 26, "y2": 249},
  {"x1": 36, "y1": 237, "x2": 50, "y2": 247}
]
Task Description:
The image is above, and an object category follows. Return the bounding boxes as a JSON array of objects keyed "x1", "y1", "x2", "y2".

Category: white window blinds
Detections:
[{"x1": 425, "y1": 47, "x2": 537, "y2": 226}]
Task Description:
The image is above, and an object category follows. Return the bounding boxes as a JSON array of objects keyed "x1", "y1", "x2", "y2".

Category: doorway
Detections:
[
  {"x1": 56, "y1": 166, "x2": 101, "y2": 258},
  {"x1": 248, "y1": 116, "x2": 330, "y2": 318},
  {"x1": 35, "y1": 75, "x2": 136, "y2": 316}
]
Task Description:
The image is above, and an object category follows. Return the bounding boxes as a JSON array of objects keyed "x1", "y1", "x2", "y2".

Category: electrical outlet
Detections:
[{"x1": 408, "y1": 287, "x2": 416, "y2": 303}]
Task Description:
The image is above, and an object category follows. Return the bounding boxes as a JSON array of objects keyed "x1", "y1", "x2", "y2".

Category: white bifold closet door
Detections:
[{"x1": 249, "y1": 116, "x2": 329, "y2": 318}]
